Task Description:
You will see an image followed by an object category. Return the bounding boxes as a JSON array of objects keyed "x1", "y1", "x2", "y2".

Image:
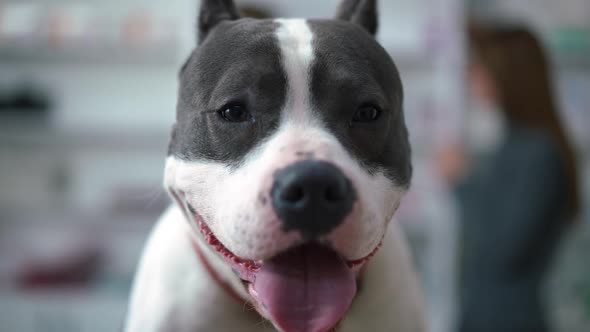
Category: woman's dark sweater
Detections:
[{"x1": 457, "y1": 126, "x2": 569, "y2": 332}]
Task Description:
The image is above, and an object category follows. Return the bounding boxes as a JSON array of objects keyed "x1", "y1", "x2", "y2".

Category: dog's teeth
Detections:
[{"x1": 244, "y1": 262, "x2": 260, "y2": 271}]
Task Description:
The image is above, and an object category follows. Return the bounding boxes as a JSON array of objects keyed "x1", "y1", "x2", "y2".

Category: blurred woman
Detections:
[{"x1": 441, "y1": 22, "x2": 580, "y2": 332}]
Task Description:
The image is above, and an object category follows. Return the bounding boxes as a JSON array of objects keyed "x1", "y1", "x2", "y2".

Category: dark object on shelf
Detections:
[
  {"x1": 16, "y1": 246, "x2": 103, "y2": 289},
  {"x1": 0, "y1": 85, "x2": 52, "y2": 118}
]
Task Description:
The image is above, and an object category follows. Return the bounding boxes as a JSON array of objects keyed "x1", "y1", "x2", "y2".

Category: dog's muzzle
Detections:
[{"x1": 172, "y1": 160, "x2": 380, "y2": 332}]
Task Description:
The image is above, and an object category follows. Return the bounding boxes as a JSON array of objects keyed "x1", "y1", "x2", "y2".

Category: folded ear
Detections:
[
  {"x1": 335, "y1": 0, "x2": 378, "y2": 36},
  {"x1": 198, "y1": 0, "x2": 240, "y2": 43}
]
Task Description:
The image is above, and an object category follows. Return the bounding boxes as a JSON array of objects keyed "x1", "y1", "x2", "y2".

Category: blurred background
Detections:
[{"x1": 0, "y1": 0, "x2": 588, "y2": 331}]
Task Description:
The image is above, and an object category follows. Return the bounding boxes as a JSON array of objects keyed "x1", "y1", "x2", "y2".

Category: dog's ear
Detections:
[
  {"x1": 335, "y1": 0, "x2": 378, "y2": 36},
  {"x1": 198, "y1": 0, "x2": 240, "y2": 43}
]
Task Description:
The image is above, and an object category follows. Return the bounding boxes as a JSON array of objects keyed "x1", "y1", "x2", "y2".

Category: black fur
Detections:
[
  {"x1": 198, "y1": 0, "x2": 241, "y2": 43},
  {"x1": 335, "y1": 0, "x2": 378, "y2": 36},
  {"x1": 171, "y1": 19, "x2": 287, "y2": 165},
  {"x1": 169, "y1": 0, "x2": 411, "y2": 187},
  {"x1": 308, "y1": 19, "x2": 411, "y2": 186}
]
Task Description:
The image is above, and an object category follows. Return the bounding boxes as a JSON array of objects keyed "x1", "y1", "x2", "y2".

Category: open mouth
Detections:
[
  {"x1": 197, "y1": 216, "x2": 262, "y2": 272},
  {"x1": 196, "y1": 212, "x2": 381, "y2": 273},
  {"x1": 194, "y1": 215, "x2": 368, "y2": 332},
  {"x1": 173, "y1": 190, "x2": 381, "y2": 332},
  {"x1": 170, "y1": 191, "x2": 381, "y2": 272}
]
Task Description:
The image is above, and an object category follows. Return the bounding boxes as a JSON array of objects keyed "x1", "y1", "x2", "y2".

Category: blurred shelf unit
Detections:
[
  {"x1": 0, "y1": 117, "x2": 169, "y2": 151},
  {"x1": 549, "y1": 27, "x2": 590, "y2": 70},
  {"x1": 0, "y1": 40, "x2": 178, "y2": 66},
  {"x1": 0, "y1": 1, "x2": 185, "y2": 66},
  {"x1": 553, "y1": 51, "x2": 590, "y2": 70},
  {"x1": 0, "y1": 290, "x2": 128, "y2": 332}
]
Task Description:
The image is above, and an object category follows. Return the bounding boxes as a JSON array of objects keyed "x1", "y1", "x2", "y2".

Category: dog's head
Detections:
[{"x1": 165, "y1": 0, "x2": 411, "y2": 331}]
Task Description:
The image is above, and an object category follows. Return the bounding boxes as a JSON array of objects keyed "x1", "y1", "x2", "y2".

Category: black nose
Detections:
[{"x1": 271, "y1": 160, "x2": 357, "y2": 238}]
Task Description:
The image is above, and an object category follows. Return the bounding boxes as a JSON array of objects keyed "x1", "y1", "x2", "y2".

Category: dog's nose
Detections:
[{"x1": 271, "y1": 160, "x2": 357, "y2": 238}]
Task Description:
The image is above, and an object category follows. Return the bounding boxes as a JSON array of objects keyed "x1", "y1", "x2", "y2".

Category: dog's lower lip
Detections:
[
  {"x1": 186, "y1": 202, "x2": 381, "y2": 272},
  {"x1": 196, "y1": 217, "x2": 262, "y2": 272}
]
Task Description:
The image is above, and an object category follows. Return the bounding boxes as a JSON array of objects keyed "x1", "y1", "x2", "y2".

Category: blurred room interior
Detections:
[{"x1": 0, "y1": 0, "x2": 588, "y2": 331}]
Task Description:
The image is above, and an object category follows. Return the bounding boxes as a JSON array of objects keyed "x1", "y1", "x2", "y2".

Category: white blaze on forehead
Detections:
[{"x1": 274, "y1": 19, "x2": 315, "y2": 124}]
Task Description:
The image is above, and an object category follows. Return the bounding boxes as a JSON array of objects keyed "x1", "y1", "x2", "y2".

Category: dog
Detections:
[{"x1": 124, "y1": 0, "x2": 426, "y2": 331}]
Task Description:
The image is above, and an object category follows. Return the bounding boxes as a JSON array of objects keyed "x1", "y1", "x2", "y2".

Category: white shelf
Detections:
[
  {"x1": 0, "y1": 120, "x2": 170, "y2": 151},
  {"x1": 0, "y1": 40, "x2": 179, "y2": 66},
  {"x1": 0, "y1": 289, "x2": 128, "y2": 332}
]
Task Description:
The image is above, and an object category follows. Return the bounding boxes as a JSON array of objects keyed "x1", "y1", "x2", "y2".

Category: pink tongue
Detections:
[{"x1": 252, "y1": 244, "x2": 356, "y2": 332}]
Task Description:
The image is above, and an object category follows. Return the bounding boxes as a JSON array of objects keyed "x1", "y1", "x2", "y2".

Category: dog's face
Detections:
[{"x1": 165, "y1": 1, "x2": 411, "y2": 331}]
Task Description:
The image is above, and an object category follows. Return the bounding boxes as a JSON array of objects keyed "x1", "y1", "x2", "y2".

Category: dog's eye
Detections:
[
  {"x1": 352, "y1": 105, "x2": 381, "y2": 123},
  {"x1": 219, "y1": 105, "x2": 251, "y2": 123}
]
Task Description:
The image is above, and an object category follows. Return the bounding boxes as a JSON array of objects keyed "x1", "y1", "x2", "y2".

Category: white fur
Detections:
[
  {"x1": 125, "y1": 206, "x2": 426, "y2": 332},
  {"x1": 164, "y1": 120, "x2": 404, "y2": 261},
  {"x1": 274, "y1": 19, "x2": 315, "y2": 124},
  {"x1": 125, "y1": 207, "x2": 277, "y2": 332}
]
